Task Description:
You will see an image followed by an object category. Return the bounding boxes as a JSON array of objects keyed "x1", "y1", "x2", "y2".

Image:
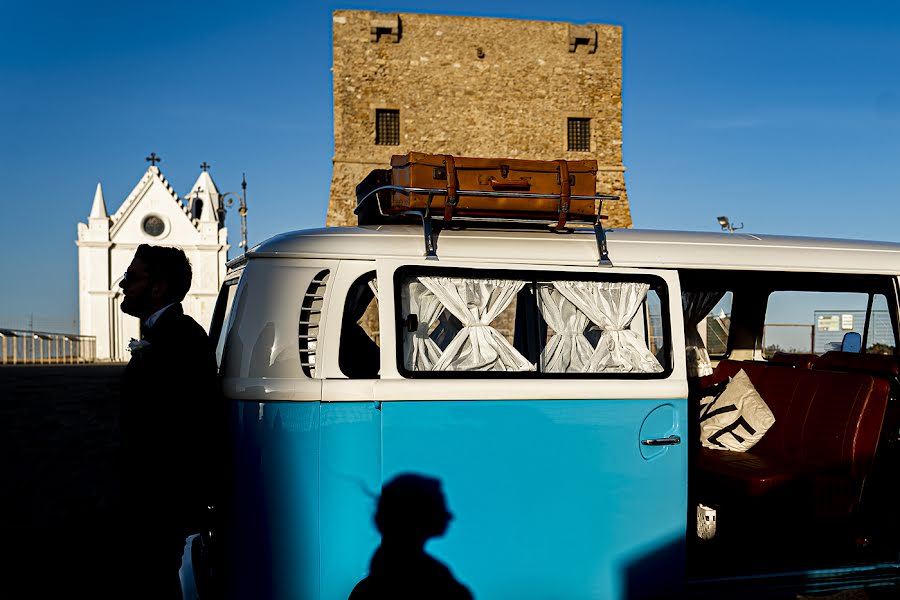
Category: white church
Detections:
[{"x1": 76, "y1": 158, "x2": 230, "y2": 361}]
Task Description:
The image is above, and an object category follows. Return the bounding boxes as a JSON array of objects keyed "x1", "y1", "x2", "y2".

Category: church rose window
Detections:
[{"x1": 142, "y1": 215, "x2": 165, "y2": 237}]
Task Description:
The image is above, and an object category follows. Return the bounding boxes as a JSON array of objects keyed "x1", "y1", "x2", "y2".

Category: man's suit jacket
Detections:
[{"x1": 121, "y1": 303, "x2": 219, "y2": 534}]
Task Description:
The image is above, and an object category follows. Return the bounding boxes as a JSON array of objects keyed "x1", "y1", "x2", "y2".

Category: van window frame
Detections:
[
  {"x1": 209, "y1": 274, "x2": 241, "y2": 369},
  {"x1": 392, "y1": 265, "x2": 674, "y2": 380},
  {"x1": 679, "y1": 269, "x2": 900, "y2": 360}
]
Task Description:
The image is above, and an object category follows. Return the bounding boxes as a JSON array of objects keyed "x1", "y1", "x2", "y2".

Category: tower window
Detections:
[
  {"x1": 567, "y1": 118, "x2": 591, "y2": 152},
  {"x1": 375, "y1": 109, "x2": 400, "y2": 146}
]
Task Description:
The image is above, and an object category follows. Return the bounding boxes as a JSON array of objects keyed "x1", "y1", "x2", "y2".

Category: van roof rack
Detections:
[{"x1": 354, "y1": 184, "x2": 619, "y2": 265}]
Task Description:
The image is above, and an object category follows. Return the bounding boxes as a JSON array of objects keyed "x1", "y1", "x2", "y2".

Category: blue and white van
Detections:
[{"x1": 207, "y1": 209, "x2": 900, "y2": 598}]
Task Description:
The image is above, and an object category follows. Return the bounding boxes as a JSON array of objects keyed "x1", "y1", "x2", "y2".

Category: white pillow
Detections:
[{"x1": 700, "y1": 369, "x2": 776, "y2": 452}]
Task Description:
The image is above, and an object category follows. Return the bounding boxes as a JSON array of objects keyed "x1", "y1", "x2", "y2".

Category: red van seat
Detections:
[
  {"x1": 697, "y1": 448, "x2": 797, "y2": 497},
  {"x1": 696, "y1": 358, "x2": 890, "y2": 519},
  {"x1": 814, "y1": 351, "x2": 899, "y2": 379},
  {"x1": 768, "y1": 352, "x2": 818, "y2": 369}
]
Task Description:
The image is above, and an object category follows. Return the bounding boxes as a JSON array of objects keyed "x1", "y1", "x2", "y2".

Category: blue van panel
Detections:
[
  {"x1": 228, "y1": 401, "x2": 320, "y2": 600},
  {"x1": 319, "y1": 402, "x2": 382, "y2": 600},
  {"x1": 228, "y1": 398, "x2": 687, "y2": 600},
  {"x1": 380, "y1": 399, "x2": 688, "y2": 600}
]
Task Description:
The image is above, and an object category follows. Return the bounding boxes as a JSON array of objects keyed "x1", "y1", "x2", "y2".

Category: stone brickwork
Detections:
[{"x1": 328, "y1": 10, "x2": 632, "y2": 229}]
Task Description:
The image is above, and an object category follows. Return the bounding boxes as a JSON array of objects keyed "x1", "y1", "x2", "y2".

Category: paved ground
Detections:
[{"x1": 1, "y1": 364, "x2": 124, "y2": 597}]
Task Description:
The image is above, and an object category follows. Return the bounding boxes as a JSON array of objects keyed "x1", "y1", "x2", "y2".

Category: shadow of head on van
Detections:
[{"x1": 349, "y1": 473, "x2": 474, "y2": 600}]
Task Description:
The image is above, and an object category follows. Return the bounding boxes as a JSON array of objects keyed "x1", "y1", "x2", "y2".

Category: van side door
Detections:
[{"x1": 372, "y1": 259, "x2": 688, "y2": 600}]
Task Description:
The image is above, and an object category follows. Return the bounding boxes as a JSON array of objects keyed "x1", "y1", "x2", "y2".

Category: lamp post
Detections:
[
  {"x1": 717, "y1": 216, "x2": 744, "y2": 233},
  {"x1": 221, "y1": 173, "x2": 249, "y2": 255}
]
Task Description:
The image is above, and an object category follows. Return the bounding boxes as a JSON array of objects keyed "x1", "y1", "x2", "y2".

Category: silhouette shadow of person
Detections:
[{"x1": 349, "y1": 473, "x2": 474, "y2": 600}]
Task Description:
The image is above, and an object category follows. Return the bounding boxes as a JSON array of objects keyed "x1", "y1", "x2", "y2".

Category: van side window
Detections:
[
  {"x1": 682, "y1": 290, "x2": 732, "y2": 377},
  {"x1": 339, "y1": 272, "x2": 380, "y2": 378},
  {"x1": 401, "y1": 276, "x2": 523, "y2": 372},
  {"x1": 537, "y1": 280, "x2": 665, "y2": 374},
  {"x1": 398, "y1": 270, "x2": 670, "y2": 376},
  {"x1": 764, "y1": 290, "x2": 894, "y2": 356},
  {"x1": 210, "y1": 277, "x2": 240, "y2": 369},
  {"x1": 644, "y1": 288, "x2": 667, "y2": 361},
  {"x1": 867, "y1": 295, "x2": 895, "y2": 355},
  {"x1": 705, "y1": 293, "x2": 733, "y2": 357}
]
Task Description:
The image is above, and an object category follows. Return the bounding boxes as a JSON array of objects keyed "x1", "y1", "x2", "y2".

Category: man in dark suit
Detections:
[{"x1": 119, "y1": 244, "x2": 219, "y2": 599}]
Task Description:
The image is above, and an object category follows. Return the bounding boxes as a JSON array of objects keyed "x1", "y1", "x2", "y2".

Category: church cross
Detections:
[
  {"x1": 146, "y1": 152, "x2": 162, "y2": 167},
  {"x1": 200, "y1": 161, "x2": 210, "y2": 172}
]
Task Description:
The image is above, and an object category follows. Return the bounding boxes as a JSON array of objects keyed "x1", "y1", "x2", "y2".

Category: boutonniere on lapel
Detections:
[{"x1": 128, "y1": 338, "x2": 151, "y2": 356}]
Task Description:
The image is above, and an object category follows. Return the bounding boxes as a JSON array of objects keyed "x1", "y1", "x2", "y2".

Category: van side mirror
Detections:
[{"x1": 841, "y1": 331, "x2": 862, "y2": 353}]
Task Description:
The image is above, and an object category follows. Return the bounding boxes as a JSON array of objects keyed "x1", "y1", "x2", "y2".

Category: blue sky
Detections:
[{"x1": 1, "y1": 0, "x2": 898, "y2": 331}]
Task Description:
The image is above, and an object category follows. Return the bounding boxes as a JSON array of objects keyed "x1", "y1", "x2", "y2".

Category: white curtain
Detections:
[
  {"x1": 553, "y1": 281, "x2": 663, "y2": 373},
  {"x1": 402, "y1": 281, "x2": 444, "y2": 370},
  {"x1": 537, "y1": 286, "x2": 593, "y2": 372},
  {"x1": 419, "y1": 277, "x2": 535, "y2": 372},
  {"x1": 682, "y1": 290, "x2": 725, "y2": 377}
]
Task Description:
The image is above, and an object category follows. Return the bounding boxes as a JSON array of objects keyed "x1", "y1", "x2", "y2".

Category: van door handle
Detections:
[{"x1": 641, "y1": 435, "x2": 681, "y2": 446}]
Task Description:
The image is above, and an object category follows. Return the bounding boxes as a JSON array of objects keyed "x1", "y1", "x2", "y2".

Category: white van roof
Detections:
[{"x1": 238, "y1": 226, "x2": 900, "y2": 275}]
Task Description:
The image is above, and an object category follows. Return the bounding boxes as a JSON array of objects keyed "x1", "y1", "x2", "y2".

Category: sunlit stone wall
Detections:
[{"x1": 328, "y1": 10, "x2": 632, "y2": 229}]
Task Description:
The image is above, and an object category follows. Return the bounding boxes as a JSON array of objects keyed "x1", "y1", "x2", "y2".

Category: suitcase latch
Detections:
[
  {"x1": 500, "y1": 164, "x2": 510, "y2": 178},
  {"x1": 432, "y1": 166, "x2": 447, "y2": 180}
]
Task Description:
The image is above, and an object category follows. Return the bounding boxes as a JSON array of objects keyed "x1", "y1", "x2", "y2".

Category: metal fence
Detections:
[
  {"x1": 0, "y1": 328, "x2": 96, "y2": 365},
  {"x1": 812, "y1": 310, "x2": 893, "y2": 354}
]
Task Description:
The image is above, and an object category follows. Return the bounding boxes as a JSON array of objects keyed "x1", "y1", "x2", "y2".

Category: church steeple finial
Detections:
[
  {"x1": 90, "y1": 182, "x2": 108, "y2": 219},
  {"x1": 200, "y1": 161, "x2": 210, "y2": 172},
  {"x1": 146, "y1": 152, "x2": 161, "y2": 167}
]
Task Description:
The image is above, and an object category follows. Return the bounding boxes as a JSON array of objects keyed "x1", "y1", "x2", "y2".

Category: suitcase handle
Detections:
[
  {"x1": 489, "y1": 177, "x2": 531, "y2": 191},
  {"x1": 555, "y1": 160, "x2": 571, "y2": 229},
  {"x1": 443, "y1": 155, "x2": 458, "y2": 223}
]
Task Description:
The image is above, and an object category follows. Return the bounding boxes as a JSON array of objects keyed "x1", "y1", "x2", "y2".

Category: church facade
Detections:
[{"x1": 76, "y1": 162, "x2": 229, "y2": 361}]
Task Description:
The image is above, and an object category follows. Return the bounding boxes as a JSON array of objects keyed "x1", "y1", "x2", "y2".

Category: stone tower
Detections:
[{"x1": 328, "y1": 10, "x2": 632, "y2": 229}]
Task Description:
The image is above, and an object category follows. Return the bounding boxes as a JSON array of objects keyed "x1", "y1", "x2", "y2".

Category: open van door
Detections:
[{"x1": 372, "y1": 258, "x2": 688, "y2": 600}]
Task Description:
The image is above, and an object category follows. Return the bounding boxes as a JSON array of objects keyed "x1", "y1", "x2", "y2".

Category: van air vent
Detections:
[{"x1": 299, "y1": 270, "x2": 330, "y2": 377}]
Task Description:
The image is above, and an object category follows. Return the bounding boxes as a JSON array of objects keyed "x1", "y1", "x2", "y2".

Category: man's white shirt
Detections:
[{"x1": 143, "y1": 303, "x2": 178, "y2": 330}]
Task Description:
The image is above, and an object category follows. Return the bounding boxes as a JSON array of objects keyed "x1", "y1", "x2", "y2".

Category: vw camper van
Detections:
[{"x1": 207, "y1": 166, "x2": 900, "y2": 599}]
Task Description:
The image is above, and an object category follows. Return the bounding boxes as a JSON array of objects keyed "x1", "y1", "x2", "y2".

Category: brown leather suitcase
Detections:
[{"x1": 387, "y1": 152, "x2": 599, "y2": 228}]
